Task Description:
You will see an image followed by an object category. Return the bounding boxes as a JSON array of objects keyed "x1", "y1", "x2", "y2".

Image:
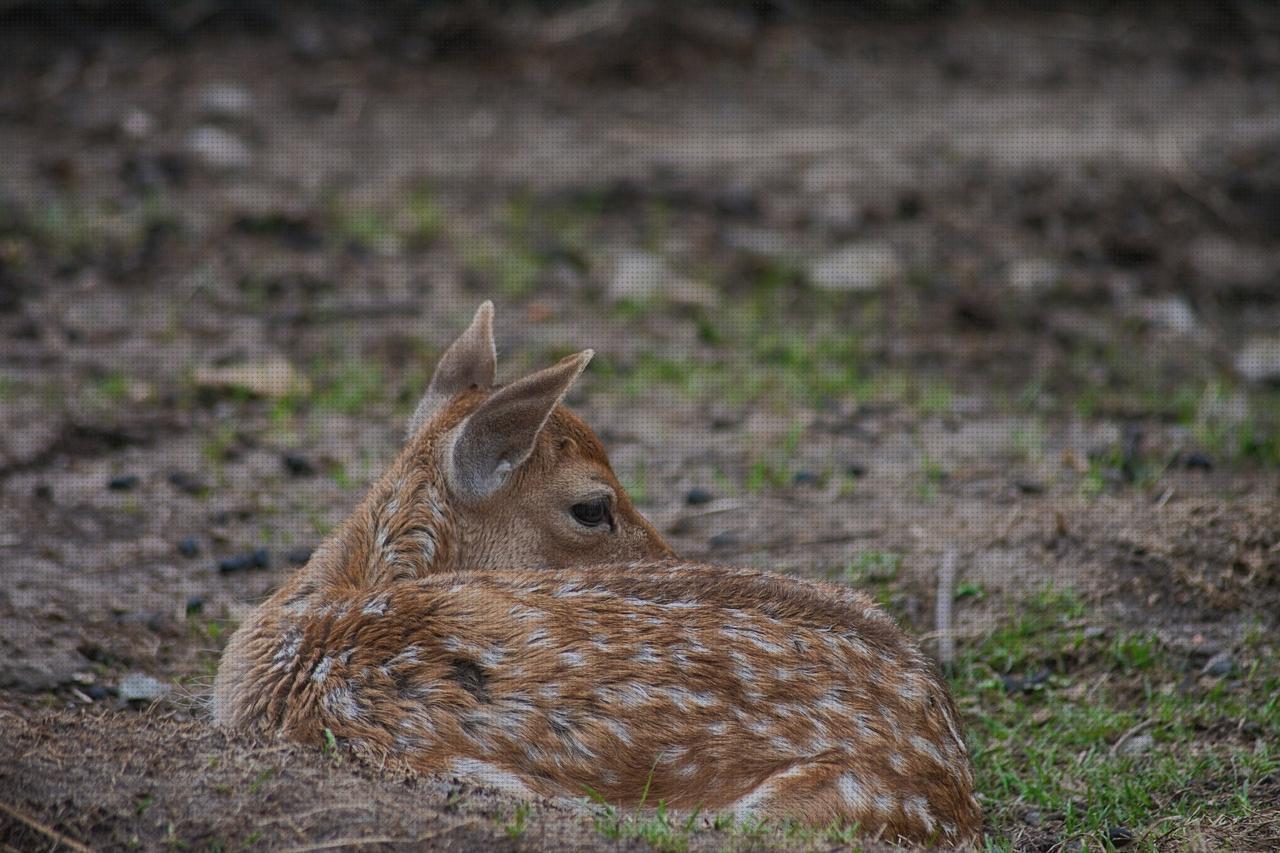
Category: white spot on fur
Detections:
[
  {"x1": 910, "y1": 734, "x2": 946, "y2": 768},
  {"x1": 362, "y1": 594, "x2": 389, "y2": 616},
  {"x1": 311, "y1": 656, "x2": 334, "y2": 683},
  {"x1": 888, "y1": 752, "x2": 907, "y2": 774},
  {"x1": 904, "y1": 796, "x2": 936, "y2": 835},
  {"x1": 838, "y1": 773, "x2": 872, "y2": 813},
  {"x1": 449, "y1": 758, "x2": 535, "y2": 798}
]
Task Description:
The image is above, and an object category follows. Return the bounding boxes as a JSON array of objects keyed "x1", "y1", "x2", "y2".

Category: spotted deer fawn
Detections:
[{"x1": 213, "y1": 303, "x2": 982, "y2": 846}]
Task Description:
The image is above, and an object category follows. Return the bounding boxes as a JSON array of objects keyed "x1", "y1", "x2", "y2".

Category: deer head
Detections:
[{"x1": 298, "y1": 301, "x2": 673, "y2": 596}]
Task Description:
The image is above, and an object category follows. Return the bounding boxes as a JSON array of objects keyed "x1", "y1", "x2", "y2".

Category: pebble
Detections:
[
  {"x1": 1183, "y1": 452, "x2": 1213, "y2": 471},
  {"x1": 185, "y1": 596, "x2": 205, "y2": 615},
  {"x1": 1117, "y1": 732, "x2": 1154, "y2": 757},
  {"x1": 685, "y1": 488, "x2": 714, "y2": 506},
  {"x1": 186, "y1": 126, "x2": 252, "y2": 171},
  {"x1": 792, "y1": 470, "x2": 820, "y2": 486},
  {"x1": 807, "y1": 241, "x2": 903, "y2": 292},
  {"x1": 86, "y1": 683, "x2": 115, "y2": 701},
  {"x1": 708, "y1": 532, "x2": 739, "y2": 550},
  {"x1": 1107, "y1": 826, "x2": 1135, "y2": 847},
  {"x1": 282, "y1": 452, "x2": 316, "y2": 477},
  {"x1": 1007, "y1": 258, "x2": 1060, "y2": 293},
  {"x1": 1235, "y1": 338, "x2": 1280, "y2": 384},
  {"x1": 1000, "y1": 669, "x2": 1051, "y2": 693},
  {"x1": 118, "y1": 672, "x2": 169, "y2": 703},
  {"x1": 197, "y1": 82, "x2": 254, "y2": 120},
  {"x1": 1201, "y1": 651, "x2": 1235, "y2": 677},
  {"x1": 168, "y1": 471, "x2": 208, "y2": 496},
  {"x1": 218, "y1": 548, "x2": 270, "y2": 574},
  {"x1": 178, "y1": 538, "x2": 200, "y2": 558},
  {"x1": 108, "y1": 475, "x2": 139, "y2": 491},
  {"x1": 845, "y1": 463, "x2": 868, "y2": 478}
]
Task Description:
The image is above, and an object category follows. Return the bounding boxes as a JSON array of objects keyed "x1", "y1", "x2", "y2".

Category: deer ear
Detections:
[
  {"x1": 408, "y1": 301, "x2": 497, "y2": 437},
  {"x1": 446, "y1": 350, "x2": 593, "y2": 502}
]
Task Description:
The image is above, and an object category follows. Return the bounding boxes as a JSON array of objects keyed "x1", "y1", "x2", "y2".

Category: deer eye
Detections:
[{"x1": 570, "y1": 498, "x2": 611, "y2": 529}]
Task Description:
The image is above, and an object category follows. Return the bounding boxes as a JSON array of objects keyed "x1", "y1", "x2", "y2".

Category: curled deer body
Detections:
[{"x1": 213, "y1": 303, "x2": 981, "y2": 846}]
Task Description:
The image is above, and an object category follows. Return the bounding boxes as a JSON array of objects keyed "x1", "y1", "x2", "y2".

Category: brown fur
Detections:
[{"x1": 213, "y1": 306, "x2": 981, "y2": 847}]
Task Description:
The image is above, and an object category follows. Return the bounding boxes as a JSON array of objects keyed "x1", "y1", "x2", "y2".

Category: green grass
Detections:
[{"x1": 952, "y1": 588, "x2": 1280, "y2": 849}]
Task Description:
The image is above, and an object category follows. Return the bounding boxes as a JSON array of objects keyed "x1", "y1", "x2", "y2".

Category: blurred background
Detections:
[{"x1": 1, "y1": 2, "x2": 1278, "y2": 850}]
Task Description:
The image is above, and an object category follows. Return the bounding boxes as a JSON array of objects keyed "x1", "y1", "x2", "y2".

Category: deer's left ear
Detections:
[
  {"x1": 445, "y1": 350, "x2": 593, "y2": 502},
  {"x1": 408, "y1": 301, "x2": 497, "y2": 437}
]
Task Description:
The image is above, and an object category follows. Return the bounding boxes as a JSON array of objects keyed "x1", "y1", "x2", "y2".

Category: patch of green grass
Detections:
[
  {"x1": 844, "y1": 550, "x2": 902, "y2": 584},
  {"x1": 953, "y1": 587, "x2": 1280, "y2": 848},
  {"x1": 311, "y1": 357, "x2": 385, "y2": 414},
  {"x1": 503, "y1": 803, "x2": 530, "y2": 839}
]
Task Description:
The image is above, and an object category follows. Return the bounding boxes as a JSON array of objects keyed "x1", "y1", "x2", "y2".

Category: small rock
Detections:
[
  {"x1": 792, "y1": 470, "x2": 820, "y2": 486},
  {"x1": 1107, "y1": 826, "x2": 1135, "y2": 847},
  {"x1": 708, "y1": 532, "x2": 739, "y2": 550},
  {"x1": 1007, "y1": 258, "x2": 1060, "y2": 293},
  {"x1": 845, "y1": 463, "x2": 867, "y2": 478},
  {"x1": 1201, "y1": 651, "x2": 1235, "y2": 677},
  {"x1": 282, "y1": 452, "x2": 316, "y2": 477},
  {"x1": 194, "y1": 358, "x2": 310, "y2": 398},
  {"x1": 1235, "y1": 338, "x2": 1280, "y2": 384},
  {"x1": 1117, "y1": 732, "x2": 1154, "y2": 757},
  {"x1": 86, "y1": 683, "x2": 115, "y2": 701},
  {"x1": 1000, "y1": 669, "x2": 1051, "y2": 693},
  {"x1": 120, "y1": 108, "x2": 155, "y2": 139},
  {"x1": 685, "y1": 488, "x2": 714, "y2": 506},
  {"x1": 186, "y1": 126, "x2": 252, "y2": 170},
  {"x1": 1140, "y1": 296, "x2": 1198, "y2": 334},
  {"x1": 218, "y1": 548, "x2": 270, "y2": 574},
  {"x1": 118, "y1": 672, "x2": 169, "y2": 703},
  {"x1": 285, "y1": 546, "x2": 314, "y2": 567},
  {"x1": 168, "y1": 471, "x2": 208, "y2": 496},
  {"x1": 808, "y1": 242, "x2": 903, "y2": 292},
  {"x1": 1016, "y1": 480, "x2": 1045, "y2": 495},
  {"x1": 1188, "y1": 235, "x2": 1273, "y2": 287},
  {"x1": 185, "y1": 596, "x2": 205, "y2": 615},
  {"x1": 1021, "y1": 809, "x2": 1042, "y2": 827},
  {"x1": 108, "y1": 475, "x2": 140, "y2": 491},
  {"x1": 177, "y1": 538, "x2": 200, "y2": 558},
  {"x1": 1184, "y1": 452, "x2": 1213, "y2": 471},
  {"x1": 197, "y1": 82, "x2": 254, "y2": 119},
  {"x1": 609, "y1": 250, "x2": 671, "y2": 301},
  {"x1": 812, "y1": 193, "x2": 860, "y2": 232}
]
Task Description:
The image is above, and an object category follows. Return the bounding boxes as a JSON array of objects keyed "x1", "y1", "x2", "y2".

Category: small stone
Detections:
[
  {"x1": 609, "y1": 250, "x2": 670, "y2": 301},
  {"x1": 120, "y1": 108, "x2": 155, "y2": 139},
  {"x1": 808, "y1": 242, "x2": 903, "y2": 292},
  {"x1": 86, "y1": 683, "x2": 115, "y2": 701},
  {"x1": 1201, "y1": 651, "x2": 1235, "y2": 677},
  {"x1": 685, "y1": 488, "x2": 714, "y2": 506},
  {"x1": 1184, "y1": 452, "x2": 1213, "y2": 471},
  {"x1": 708, "y1": 532, "x2": 739, "y2": 550},
  {"x1": 1235, "y1": 338, "x2": 1280, "y2": 384},
  {"x1": 118, "y1": 672, "x2": 169, "y2": 703},
  {"x1": 1021, "y1": 809, "x2": 1042, "y2": 827},
  {"x1": 285, "y1": 546, "x2": 314, "y2": 567},
  {"x1": 177, "y1": 538, "x2": 200, "y2": 558},
  {"x1": 792, "y1": 470, "x2": 820, "y2": 486},
  {"x1": 218, "y1": 548, "x2": 270, "y2": 574},
  {"x1": 1007, "y1": 258, "x2": 1060, "y2": 293},
  {"x1": 186, "y1": 126, "x2": 252, "y2": 170},
  {"x1": 197, "y1": 82, "x2": 254, "y2": 119},
  {"x1": 1016, "y1": 480, "x2": 1045, "y2": 494},
  {"x1": 185, "y1": 596, "x2": 206, "y2": 615},
  {"x1": 282, "y1": 452, "x2": 316, "y2": 477},
  {"x1": 844, "y1": 463, "x2": 867, "y2": 478},
  {"x1": 194, "y1": 358, "x2": 310, "y2": 397},
  {"x1": 168, "y1": 471, "x2": 208, "y2": 496},
  {"x1": 1117, "y1": 733, "x2": 1155, "y2": 757},
  {"x1": 1141, "y1": 296, "x2": 1198, "y2": 334},
  {"x1": 108, "y1": 475, "x2": 140, "y2": 491},
  {"x1": 1107, "y1": 826, "x2": 1135, "y2": 847}
]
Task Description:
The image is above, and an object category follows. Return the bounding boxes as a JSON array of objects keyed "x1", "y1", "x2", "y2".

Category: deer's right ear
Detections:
[
  {"x1": 407, "y1": 301, "x2": 497, "y2": 437},
  {"x1": 445, "y1": 350, "x2": 592, "y2": 502}
]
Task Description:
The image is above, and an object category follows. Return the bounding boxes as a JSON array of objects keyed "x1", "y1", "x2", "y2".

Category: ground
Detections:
[{"x1": 1, "y1": 3, "x2": 1279, "y2": 850}]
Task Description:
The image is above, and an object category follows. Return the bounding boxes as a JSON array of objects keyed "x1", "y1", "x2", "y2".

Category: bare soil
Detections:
[{"x1": 2, "y1": 3, "x2": 1279, "y2": 850}]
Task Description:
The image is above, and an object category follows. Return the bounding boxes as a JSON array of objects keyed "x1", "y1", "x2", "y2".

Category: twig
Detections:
[
  {"x1": 0, "y1": 802, "x2": 93, "y2": 853},
  {"x1": 1110, "y1": 718, "x2": 1156, "y2": 757},
  {"x1": 279, "y1": 837, "x2": 400, "y2": 852},
  {"x1": 936, "y1": 548, "x2": 958, "y2": 673}
]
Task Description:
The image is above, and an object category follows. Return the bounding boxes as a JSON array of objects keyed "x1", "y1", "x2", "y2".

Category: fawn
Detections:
[{"x1": 213, "y1": 303, "x2": 982, "y2": 846}]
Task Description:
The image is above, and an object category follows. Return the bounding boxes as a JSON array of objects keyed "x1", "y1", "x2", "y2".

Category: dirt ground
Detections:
[{"x1": 2, "y1": 2, "x2": 1279, "y2": 850}]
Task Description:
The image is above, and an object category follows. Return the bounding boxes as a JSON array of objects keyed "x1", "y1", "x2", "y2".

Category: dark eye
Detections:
[{"x1": 571, "y1": 498, "x2": 611, "y2": 528}]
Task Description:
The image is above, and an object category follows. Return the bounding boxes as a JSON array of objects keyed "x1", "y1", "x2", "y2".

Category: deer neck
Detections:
[{"x1": 307, "y1": 444, "x2": 457, "y2": 595}]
